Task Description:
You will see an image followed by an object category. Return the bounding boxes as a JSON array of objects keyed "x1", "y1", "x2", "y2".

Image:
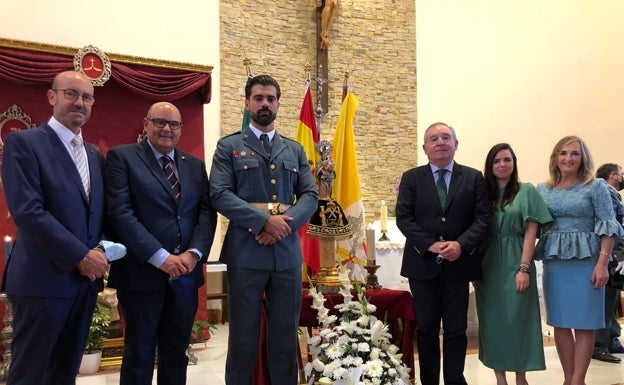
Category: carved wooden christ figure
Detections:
[{"x1": 316, "y1": 0, "x2": 338, "y2": 49}]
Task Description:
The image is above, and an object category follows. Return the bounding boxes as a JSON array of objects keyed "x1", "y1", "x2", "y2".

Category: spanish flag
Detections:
[
  {"x1": 331, "y1": 91, "x2": 367, "y2": 280},
  {"x1": 295, "y1": 81, "x2": 320, "y2": 274}
]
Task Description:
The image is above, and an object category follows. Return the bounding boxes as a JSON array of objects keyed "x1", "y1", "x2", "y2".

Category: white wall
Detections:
[
  {"x1": 0, "y1": 0, "x2": 221, "y2": 170},
  {"x1": 416, "y1": 1, "x2": 624, "y2": 184},
  {"x1": 3, "y1": 0, "x2": 624, "y2": 215}
]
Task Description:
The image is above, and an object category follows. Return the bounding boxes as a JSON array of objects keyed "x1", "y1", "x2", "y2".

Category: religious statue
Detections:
[
  {"x1": 316, "y1": 0, "x2": 338, "y2": 49},
  {"x1": 307, "y1": 140, "x2": 351, "y2": 238}
]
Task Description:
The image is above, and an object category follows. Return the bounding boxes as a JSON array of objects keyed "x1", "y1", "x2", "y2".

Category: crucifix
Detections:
[{"x1": 314, "y1": 0, "x2": 338, "y2": 120}]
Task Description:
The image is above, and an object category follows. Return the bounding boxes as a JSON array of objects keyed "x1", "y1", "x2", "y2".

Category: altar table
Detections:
[{"x1": 252, "y1": 288, "x2": 416, "y2": 385}]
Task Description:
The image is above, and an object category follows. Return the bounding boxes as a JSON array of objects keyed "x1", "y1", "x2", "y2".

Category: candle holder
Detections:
[
  {"x1": 365, "y1": 265, "x2": 382, "y2": 290},
  {"x1": 378, "y1": 231, "x2": 390, "y2": 242},
  {"x1": 0, "y1": 293, "x2": 13, "y2": 381}
]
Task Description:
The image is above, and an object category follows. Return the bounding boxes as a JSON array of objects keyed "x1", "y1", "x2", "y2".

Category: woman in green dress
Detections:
[{"x1": 474, "y1": 143, "x2": 553, "y2": 385}]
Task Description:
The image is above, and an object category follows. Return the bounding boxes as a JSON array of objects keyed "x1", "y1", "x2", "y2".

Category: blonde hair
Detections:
[{"x1": 546, "y1": 135, "x2": 594, "y2": 187}]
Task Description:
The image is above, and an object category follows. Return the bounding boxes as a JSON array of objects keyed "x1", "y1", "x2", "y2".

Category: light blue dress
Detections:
[{"x1": 535, "y1": 179, "x2": 624, "y2": 329}]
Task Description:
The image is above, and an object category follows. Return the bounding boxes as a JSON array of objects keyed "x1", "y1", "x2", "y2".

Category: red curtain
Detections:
[
  {"x1": 0, "y1": 46, "x2": 211, "y2": 102},
  {"x1": 0, "y1": 44, "x2": 212, "y2": 325}
]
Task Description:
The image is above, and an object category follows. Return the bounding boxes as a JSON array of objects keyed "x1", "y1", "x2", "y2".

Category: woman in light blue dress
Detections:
[{"x1": 535, "y1": 135, "x2": 623, "y2": 385}]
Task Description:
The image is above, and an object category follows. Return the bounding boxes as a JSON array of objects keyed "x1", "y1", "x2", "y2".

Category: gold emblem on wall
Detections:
[
  {"x1": 73, "y1": 45, "x2": 112, "y2": 87},
  {"x1": 0, "y1": 104, "x2": 36, "y2": 153}
]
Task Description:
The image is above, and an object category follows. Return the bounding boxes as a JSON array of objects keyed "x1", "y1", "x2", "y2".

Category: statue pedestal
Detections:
[{"x1": 312, "y1": 237, "x2": 342, "y2": 294}]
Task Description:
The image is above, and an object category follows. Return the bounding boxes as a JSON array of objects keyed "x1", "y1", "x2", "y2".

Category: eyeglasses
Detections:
[
  {"x1": 52, "y1": 89, "x2": 95, "y2": 105},
  {"x1": 147, "y1": 118, "x2": 183, "y2": 130}
]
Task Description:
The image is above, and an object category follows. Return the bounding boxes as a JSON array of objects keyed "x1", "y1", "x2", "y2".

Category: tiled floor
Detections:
[{"x1": 76, "y1": 323, "x2": 624, "y2": 385}]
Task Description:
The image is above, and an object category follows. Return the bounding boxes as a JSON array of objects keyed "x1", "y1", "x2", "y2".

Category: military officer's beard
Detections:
[{"x1": 251, "y1": 108, "x2": 276, "y2": 127}]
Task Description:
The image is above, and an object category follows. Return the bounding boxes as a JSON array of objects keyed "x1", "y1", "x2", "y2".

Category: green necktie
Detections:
[{"x1": 436, "y1": 169, "x2": 448, "y2": 207}]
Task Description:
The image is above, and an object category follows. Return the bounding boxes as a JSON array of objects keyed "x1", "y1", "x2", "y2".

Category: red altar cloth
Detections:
[{"x1": 253, "y1": 288, "x2": 416, "y2": 385}]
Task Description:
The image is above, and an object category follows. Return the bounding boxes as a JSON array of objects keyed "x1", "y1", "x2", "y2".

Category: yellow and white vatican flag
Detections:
[{"x1": 331, "y1": 91, "x2": 367, "y2": 281}]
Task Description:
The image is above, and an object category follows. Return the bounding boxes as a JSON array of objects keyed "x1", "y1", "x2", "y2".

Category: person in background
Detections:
[
  {"x1": 592, "y1": 163, "x2": 624, "y2": 363},
  {"x1": 105, "y1": 101, "x2": 217, "y2": 385},
  {"x1": 396, "y1": 122, "x2": 490, "y2": 385},
  {"x1": 474, "y1": 143, "x2": 552, "y2": 385},
  {"x1": 0, "y1": 70, "x2": 109, "y2": 384},
  {"x1": 535, "y1": 135, "x2": 623, "y2": 385},
  {"x1": 209, "y1": 74, "x2": 318, "y2": 385}
]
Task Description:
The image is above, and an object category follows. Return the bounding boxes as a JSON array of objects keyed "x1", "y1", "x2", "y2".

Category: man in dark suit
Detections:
[
  {"x1": 105, "y1": 101, "x2": 217, "y2": 385},
  {"x1": 396, "y1": 122, "x2": 490, "y2": 385},
  {"x1": 1, "y1": 70, "x2": 110, "y2": 384},
  {"x1": 592, "y1": 163, "x2": 624, "y2": 363},
  {"x1": 209, "y1": 75, "x2": 318, "y2": 385}
]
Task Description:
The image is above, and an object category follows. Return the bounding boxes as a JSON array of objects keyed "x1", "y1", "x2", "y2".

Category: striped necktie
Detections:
[
  {"x1": 161, "y1": 155, "x2": 181, "y2": 202},
  {"x1": 436, "y1": 169, "x2": 448, "y2": 208},
  {"x1": 71, "y1": 136, "x2": 90, "y2": 196}
]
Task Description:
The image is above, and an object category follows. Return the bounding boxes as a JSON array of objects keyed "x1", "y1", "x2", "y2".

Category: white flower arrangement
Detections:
[{"x1": 304, "y1": 267, "x2": 412, "y2": 385}]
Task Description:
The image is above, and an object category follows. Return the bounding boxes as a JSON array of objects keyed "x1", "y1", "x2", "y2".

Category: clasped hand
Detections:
[
  {"x1": 78, "y1": 249, "x2": 109, "y2": 281},
  {"x1": 161, "y1": 251, "x2": 198, "y2": 279},
  {"x1": 256, "y1": 215, "x2": 293, "y2": 246},
  {"x1": 428, "y1": 241, "x2": 461, "y2": 262}
]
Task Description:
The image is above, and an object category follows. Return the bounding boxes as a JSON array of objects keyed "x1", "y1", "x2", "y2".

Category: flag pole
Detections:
[{"x1": 342, "y1": 69, "x2": 349, "y2": 102}]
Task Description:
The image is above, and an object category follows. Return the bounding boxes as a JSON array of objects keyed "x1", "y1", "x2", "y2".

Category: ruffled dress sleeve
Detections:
[{"x1": 519, "y1": 183, "x2": 553, "y2": 229}]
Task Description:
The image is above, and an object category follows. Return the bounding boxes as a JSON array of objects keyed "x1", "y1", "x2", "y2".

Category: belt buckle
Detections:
[{"x1": 268, "y1": 203, "x2": 281, "y2": 215}]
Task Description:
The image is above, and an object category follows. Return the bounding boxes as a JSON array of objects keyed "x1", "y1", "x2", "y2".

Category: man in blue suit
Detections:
[
  {"x1": 105, "y1": 101, "x2": 217, "y2": 385},
  {"x1": 210, "y1": 75, "x2": 318, "y2": 385},
  {"x1": 396, "y1": 122, "x2": 490, "y2": 385},
  {"x1": 1, "y1": 70, "x2": 110, "y2": 385}
]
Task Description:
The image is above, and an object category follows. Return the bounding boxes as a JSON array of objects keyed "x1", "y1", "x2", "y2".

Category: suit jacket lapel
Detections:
[
  {"x1": 175, "y1": 150, "x2": 190, "y2": 207},
  {"x1": 242, "y1": 127, "x2": 271, "y2": 160},
  {"x1": 271, "y1": 133, "x2": 286, "y2": 159},
  {"x1": 422, "y1": 166, "x2": 444, "y2": 211},
  {"x1": 42, "y1": 125, "x2": 90, "y2": 204},
  {"x1": 137, "y1": 140, "x2": 177, "y2": 201},
  {"x1": 446, "y1": 163, "x2": 462, "y2": 208}
]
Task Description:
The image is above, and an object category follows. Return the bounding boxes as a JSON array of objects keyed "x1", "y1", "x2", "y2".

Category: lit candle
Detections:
[
  {"x1": 380, "y1": 200, "x2": 388, "y2": 233},
  {"x1": 4, "y1": 236, "x2": 12, "y2": 262},
  {"x1": 365, "y1": 228, "x2": 376, "y2": 265}
]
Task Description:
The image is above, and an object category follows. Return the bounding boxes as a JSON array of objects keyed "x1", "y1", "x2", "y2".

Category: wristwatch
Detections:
[
  {"x1": 94, "y1": 243, "x2": 106, "y2": 253},
  {"x1": 189, "y1": 250, "x2": 201, "y2": 260}
]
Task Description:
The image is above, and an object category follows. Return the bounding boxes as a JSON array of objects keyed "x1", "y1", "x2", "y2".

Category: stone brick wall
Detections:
[{"x1": 220, "y1": 0, "x2": 418, "y2": 221}]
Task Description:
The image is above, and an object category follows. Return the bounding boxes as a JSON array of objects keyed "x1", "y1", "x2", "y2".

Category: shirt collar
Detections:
[
  {"x1": 430, "y1": 161, "x2": 455, "y2": 174},
  {"x1": 48, "y1": 116, "x2": 82, "y2": 145},
  {"x1": 146, "y1": 139, "x2": 175, "y2": 161},
  {"x1": 249, "y1": 124, "x2": 275, "y2": 141}
]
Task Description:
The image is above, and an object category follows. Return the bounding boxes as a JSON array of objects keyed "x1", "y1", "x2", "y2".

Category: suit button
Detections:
[
  {"x1": 243, "y1": 164, "x2": 248, "y2": 170},
  {"x1": 270, "y1": 164, "x2": 276, "y2": 170},
  {"x1": 272, "y1": 195, "x2": 278, "y2": 201},
  {"x1": 248, "y1": 228, "x2": 253, "y2": 233},
  {"x1": 441, "y1": 217, "x2": 446, "y2": 222},
  {"x1": 270, "y1": 179, "x2": 276, "y2": 184}
]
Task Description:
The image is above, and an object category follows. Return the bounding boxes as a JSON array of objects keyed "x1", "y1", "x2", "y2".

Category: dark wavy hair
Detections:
[
  {"x1": 483, "y1": 143, "x2": 520, "y2": 213},
  {"x1": 244, "y1": 74, "x2": 281, "y2": 100}
]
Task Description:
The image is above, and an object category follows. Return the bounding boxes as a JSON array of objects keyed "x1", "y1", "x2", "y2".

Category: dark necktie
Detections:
[
  {"x1": 161, "y1": 155, "x2": 181, "y2": 202},
  {"x1": 436, "y1": 169, "x2": 448, "y2": 208},
  {"x1": 260, "y1": 133, "x2": 271, "y2": 155}
]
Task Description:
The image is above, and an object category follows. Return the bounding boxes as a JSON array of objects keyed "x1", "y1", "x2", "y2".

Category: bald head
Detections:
[
  {"x1": 47, "y1": 71, "x2": 95, "y2": 134},
  {"x1": 144, "y1": 101, "x2": 183, "y2": 154}
]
